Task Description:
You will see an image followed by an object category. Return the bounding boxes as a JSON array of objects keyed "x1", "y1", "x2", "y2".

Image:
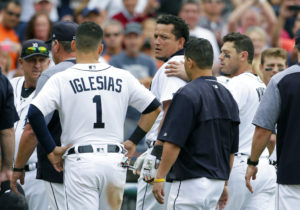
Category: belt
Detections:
[
  {"x1": 24, "y1": 163, "x2": 37, "y2": 172},
  {"x1": 234, "y1": 153, "x2": 249, "y2": 157},
  {"x1": 67, "y1": 144, "x2": 125, "y2": 155}
]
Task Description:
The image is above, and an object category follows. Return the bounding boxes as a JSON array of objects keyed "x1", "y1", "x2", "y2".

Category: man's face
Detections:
[
  {"x1": 179, "y1": 3, "x2": 199, "y2": 29},
  {"x1": 34, "y1": 0, "x2": 53, "y2": 14},
  {"x1": 202, "y1": 0, "x2": 224, "y2": 16},
  {"x1": 261, "y1": 56, "x2": 287, "y2": 84},
  {"x1": 20, "y1": 56, "x2": 50, "y2": 85},
  {"x1": 219, "y1": 41, "x2": 240, "y2": 76},
  {"x1": 154, "y1": 24, "x2": 183, "y2": 60},
  {"x1": 2, "y1": 3, "x2": 21, "y2": 29},
  {"x1": 103, "y1": 25, "x2": 123, "y2": 49},
  {"x1": 124, "y1": 33, "x2": 142, "y2": 56}
]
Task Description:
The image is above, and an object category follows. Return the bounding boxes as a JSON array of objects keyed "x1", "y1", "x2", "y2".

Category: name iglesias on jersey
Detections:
[{"x1": 69, "y1": 76, "x2": 123, "y2": 94}]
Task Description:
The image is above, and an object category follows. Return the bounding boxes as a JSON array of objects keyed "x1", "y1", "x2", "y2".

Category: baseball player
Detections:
[
  {"x1": 219, "y1": 33, "x2": 276, "y2": 210},
  {"x1": 135, "y1": 14, "x2": 189, "y2": 210},
  {"x1": 152, "y1": 37, "x2": 239, "y2": 210},
  {"x1": 0, "y1": 68, "x2": 19, "y2": 187},
  {"x1": 10, "y1": 39, "x2": 50, "y2": 210},
  {"x1": 10, "y1": 21, "x2": 78, "y2": 210},
  {"x1": 27, "y1": 22, "x2": 160, "y2": 210},
  {"x1": 245, "y1": 28, "x2": 300, "y2": 210}
]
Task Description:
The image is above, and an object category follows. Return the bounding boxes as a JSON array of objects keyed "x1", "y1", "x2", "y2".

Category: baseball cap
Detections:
[
  {"x1": 46, "y1": 21, "x2": 78, "y2": 44},
  {"x1": 82, "y1": 7, "x2": 100, "y2": 17},
  {"x1": 124, "y1": 22, "x2": 142, "y2": 35},
  {"x1": 295, "y1": 28, "x2": 300, "y2": 45},
  {"x1": 20, "y1": 39, "x2": 49, "y2": 60},
  {"x1": 0, "y1": 181, "x2": 28, "y2": 210}
]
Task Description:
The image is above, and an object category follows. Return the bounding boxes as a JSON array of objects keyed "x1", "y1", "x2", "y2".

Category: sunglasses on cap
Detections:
[{"x1": 24, "y1": 46, "x2": 48, "y2": 56}]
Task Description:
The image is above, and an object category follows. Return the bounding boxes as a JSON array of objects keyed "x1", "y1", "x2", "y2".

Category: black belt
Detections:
[
  {"x1": 67, "y1": 144, "x2": 124, "y2": 155},
  {"x1": 24, "y1": 163, "x2": 37, "y2": 171}
]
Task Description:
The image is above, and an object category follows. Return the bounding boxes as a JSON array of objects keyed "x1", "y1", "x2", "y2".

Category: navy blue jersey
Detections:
[
  {"x1": 0, "y1": 70, "x2": 19, "y2": 129},
  {"x1": 158, "y1": 76, "x2": 239, "y2": 181}
]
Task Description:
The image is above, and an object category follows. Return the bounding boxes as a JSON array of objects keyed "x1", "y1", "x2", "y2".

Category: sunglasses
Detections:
[
  {"x1": 265, "y1": 67, "x2": 285, "y2": 72},
  {"x1": 6, "y1": 10, "x2": 21, "y2": 18},
  {"x1": 104, "y1": 33, "x2": 121, "y2": 38},
  {"x1": 24, "y1": 46, "x2": 48, "y2": 56}
]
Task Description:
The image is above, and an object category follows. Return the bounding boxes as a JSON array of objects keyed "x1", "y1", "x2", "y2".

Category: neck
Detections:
[
  {"x1": 106, "y1": 47, "x2": 122, "y2": 55},
  {"x1": 76, "y1": 51, "x2": 100, "y2": 63},
  {"x1": 24, "y1": 79, "x2": 36, "y2": 89},
  {"x1": 233, "y1": 63, "x2": 252, "y2": 77},
  {"x1": 203, "y1": 12, "x2": 220, "y2": 22},
  {"x1": 191, "y1": 68, "x2": 212, "y2": 80},
  {"x1": 125, "y1": 50, "x2": 138, "y2": 58},
  {"x1": 57, "y1": 52, "x2": 76, "y2": 64}
]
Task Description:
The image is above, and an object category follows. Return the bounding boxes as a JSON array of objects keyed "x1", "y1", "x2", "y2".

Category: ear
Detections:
[
  {"x1": 52, "y1": 40, "x2": 59, "y2": 53},
  {"x1": 178, "y1": 37, "x2": 185, "y2": 49},
  {"x1": 18, "y1": 58, "x2": 23, "y2": 67},
  {"x1": 71, "y1": 40, "x2": 76, "y2": 51},
  {"x1": 240, "y1": 51, "x2": 249, "y2": 62},
  {"x1": 97, "y1": 43, "x2": 104, "y2": 55}
]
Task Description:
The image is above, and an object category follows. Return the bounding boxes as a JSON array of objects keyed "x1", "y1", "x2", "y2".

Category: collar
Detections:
[
  {"x1": 164, "y1": 49, "x2": 185, "y2": 62},
  {"x1": 199, "y1": 76, "x2": 217, "y2": 81},
  {"x1": 72, "y1": 63, "x2": 111, "y2": 72}
]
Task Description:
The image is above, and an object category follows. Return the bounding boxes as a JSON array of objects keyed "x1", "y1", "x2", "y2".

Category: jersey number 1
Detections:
[{"x1": 93, "y1": 95, "x2": 105, "y2": 128}]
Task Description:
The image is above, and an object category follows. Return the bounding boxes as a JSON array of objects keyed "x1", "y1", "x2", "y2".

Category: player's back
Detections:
[
  {"x1": 227, "y1": 72, "x2": 266, "y2": 154},
  {"x1": 35, "y1": 63, "x2": 154, "y2": 146}
]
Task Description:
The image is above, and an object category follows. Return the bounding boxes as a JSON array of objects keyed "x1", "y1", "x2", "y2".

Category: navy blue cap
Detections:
[
  {"x1": 46, "y1": 21, "x2": 78, "y2": 44},
  {"x1": 21, "y1": 39, "x2": 49, "y2": 60},
  {"x1": 82, "y1": 7, "x2": 100, "y2": 17},
  {"x1": 296, "y1": 28, "x2": 300, "y2": 45}
]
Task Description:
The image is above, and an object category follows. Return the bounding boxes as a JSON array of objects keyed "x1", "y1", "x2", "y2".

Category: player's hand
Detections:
[
  {"x1": 165, "y1": 61, "x2": 189, "y2": 81},
  {"x1": 142, "y1": 153, "x2": 159, "y2": 183},
  {"x1": 133, "y1": 150, "x2": 149, "y2": 175},
  {"x1": 10, "y1": 171, "x2": 25, "y2": 194},
  {"x1": 153, "y1": 181, "x2": 165, "y2": 204},
  {"x1": 48, "y1": 145, "x2": 72, "y2": 172},
  {"x1": 0, "y1": 167, "x2": 12, "y2": 191},
  {"x1": 216, "y1": 185, "x2": 229, "y2": 210},
  {"x1": 245, "y1": 165, "x2": 258, "y2": 193},
  {"x1": 123, "y1": 140, "x2": 136, "y2": 160}
]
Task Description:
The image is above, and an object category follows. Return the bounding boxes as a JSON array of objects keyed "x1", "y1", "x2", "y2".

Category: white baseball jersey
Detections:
[
  {"x1": 10, "y1": 76, "x2": 37, "y2": 164},
  {"x1": 31, "y1": 63, "x2": 156, "y2": 146},
  {"x1": 217, "y1": 75, "x2": 231, "y2": 88},
  {"x1": 145, "y1": 55, "x2": 187, "y2": 142},
  {"x1": 227, "y1": 72, "x2": 268, "y2": 155}
]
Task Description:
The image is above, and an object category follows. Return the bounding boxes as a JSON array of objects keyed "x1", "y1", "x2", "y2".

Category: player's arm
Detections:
[
  {"x1": 0, "y1": 127, "x2": 15, "y2": 172},
  {"x1": 154, "y1": 100, "x2": 171, "y2": 146}
]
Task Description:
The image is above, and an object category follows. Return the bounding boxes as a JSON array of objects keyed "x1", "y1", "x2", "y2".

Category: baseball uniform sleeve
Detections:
[
  {"x1": 160, "y1": 73, "x2": 186, "y2": 103},
  {"x1": 127, "y1": 73, "x2": 156, "y2": 113},
  {"x1": 227, "y1": 77, "x2": 247, "y2": 110},
  {"x1": 31, "y1": 75, "x2": 61, "y2": 117},
  {"x1": 252, "y1": 78, "x2": 281, "y2": 131},
  {"x1": 157, "y1": 92, "x2": 195, "y2": 147},
  {"x1": 0, "y1": 75, "x2": 19, "y2": 129},
  {"x1": 231, "y1": 122, "x2": 239, "y2": 153}
]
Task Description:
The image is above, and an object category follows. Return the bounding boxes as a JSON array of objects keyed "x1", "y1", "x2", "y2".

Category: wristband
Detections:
[
  {"x1": 13, "y1": 167, "x2": 25, "y2": 172},
  {"x1": 247, "y1": 158, "x2": 259, "y2": 166},
  {"x1": 129, "y1": 126, "x2": 147, "y2": 145},
  {"x1": 154, "y1": 178, "x2": 165, "y2": 183}
]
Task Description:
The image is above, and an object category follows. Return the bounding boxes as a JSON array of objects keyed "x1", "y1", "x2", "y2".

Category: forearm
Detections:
[
  {"x1": 14, "y1": 124, "x2": 38, "y2": 168},
  {"x1": 138, "y1": 107, "x2": 161, "y2": 132},
  {"x1": 250, "y1": 126, "x2": 272, "y2": 161},
  {"x1": 271, "y1": 15, "x2": 285, "y2": 47},
  {"x1": 226, "y1": 153, "x2": 235, "y2": 186},
  {"x1": 259, "y1": 1, "x2": 276, "y2": 34},
  {"x1": 156, "y1": 142, "x2": 180, "y2": 179},
  {"x1": 0, "y1": 128, "x2": 15, "y2": 169},
  {"x1": 267, "y1": 134, "x2": 276, "y2": 155}
]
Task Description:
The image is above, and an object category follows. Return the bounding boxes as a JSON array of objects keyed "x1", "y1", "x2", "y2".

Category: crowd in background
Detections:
[{"x1": 0, "y1": 0, "x2": 299, "y2": 145}]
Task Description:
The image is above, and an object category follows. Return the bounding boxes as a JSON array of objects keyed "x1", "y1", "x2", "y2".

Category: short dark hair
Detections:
[
  {"x1": 223, "y1": 32, "x2": 254, "y2": 64},
  {"x1": 156, "y1": 14, "x2": 189, "y2": 43},
  {"x1": 59, "y1": 41, "x2": 73, "y2": 53},
  {"x1": 75, "y1": 21, "x2": 103, "y2": 52},
  {"x1": 296, "y1": 44, "x2": 300, "y2": 53},
  {"x1": 185, "y1": 37, "x2": 213, "y2": 69},
  {"x1": 4, "y1": 1, "x2": 21, "y2": 9},
  {"x1": 261, "y1": 48, "x2": 287, "y2": 65}
]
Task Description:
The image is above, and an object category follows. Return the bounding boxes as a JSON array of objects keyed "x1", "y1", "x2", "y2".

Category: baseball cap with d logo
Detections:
[{"x1": 20, "y1": 39, "x2": 49, "y2": 60}]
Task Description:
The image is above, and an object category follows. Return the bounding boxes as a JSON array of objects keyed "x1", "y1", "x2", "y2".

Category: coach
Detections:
[
  {"x1": 152, "y1": 38, "x2": 240, "y2": 209},
  {"x1": 246, "y1": 29, "x2": 300, "y2": 209}
]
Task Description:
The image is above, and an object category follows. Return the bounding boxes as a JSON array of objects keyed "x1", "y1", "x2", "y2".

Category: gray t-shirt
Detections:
[{"x1": 35, "y1": 58, "x2": 76, "y2": 124}]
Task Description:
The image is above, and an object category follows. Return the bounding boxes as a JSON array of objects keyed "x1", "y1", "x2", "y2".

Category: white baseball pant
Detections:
[
  {"x1": 22, "y1": 169, "x2": 49, "y2": 210},
  {"x1": 44, "y1": 181, "x2": 66, "y2": 210},
  {"x1": 276, "y1": 184, "x2": 300, "y2": 210},
  {"x1": 167, "y1": 177, "x2": 225, "y2": 210},
  {"x1": 63, "y1": 152, "x2": 127, "y2": 210},
  {"x1": 224, "y1": 156, "x2": 276, "y2": 210}
]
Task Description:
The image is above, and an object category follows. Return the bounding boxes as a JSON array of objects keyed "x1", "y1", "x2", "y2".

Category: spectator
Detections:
[
  {"x1": 0, "y1": 1, "x2": 22, "y2": 71},
  {"x1": 227, "y1": 0, "x2": 276, "y2": 36},
  {"x1": 109, "y1": 22, "x2": 157, "y2": 138},
  {"x1": 25, "y1": 12, "x2": 52, "y2": 42},
  {"x1": 246, "y1": 26, "x2": 268, "y2": 78},
  {"x1": 81, "y1": 6, "x2": 105, "y2": 26},
  {"x1": 0, "y1": 46, "x2": 11, "y2": 77},
  {"x1": 73, "y1": 2, "x2": 88, "y2": 24},
  {"x1": 198, "y1": 0, "x2": 227, "y2": 46},
  {"x1": 102, "y1": 20, "x2": 124, "y2": 62}
]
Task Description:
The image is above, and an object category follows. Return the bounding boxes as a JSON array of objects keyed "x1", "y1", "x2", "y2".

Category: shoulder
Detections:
[
  {"x1": 10, "y1": 76, "x2": 24, "y2": 88},
  {"x1": 272, "y1": 64, "x2": 300, "y2": 84}
]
